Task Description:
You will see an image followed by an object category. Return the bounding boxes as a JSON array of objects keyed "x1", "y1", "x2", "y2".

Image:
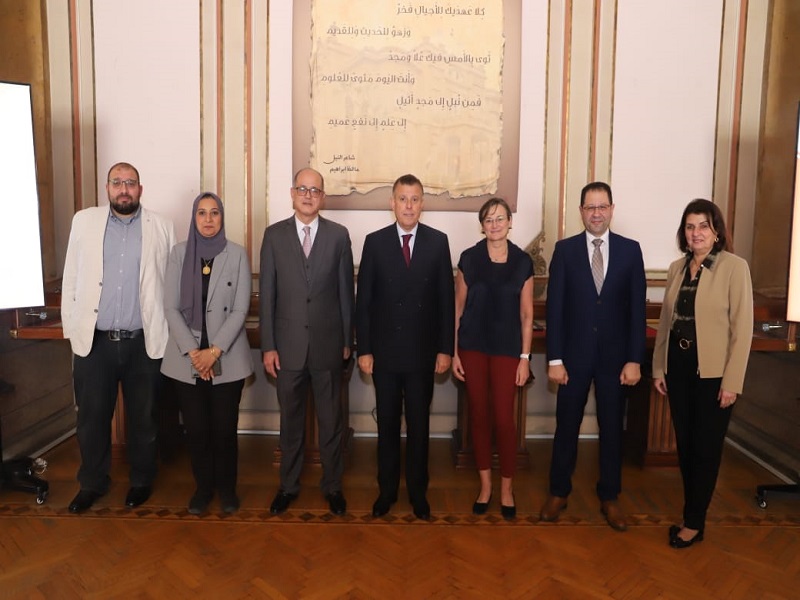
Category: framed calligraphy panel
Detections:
[{"x1": 292, "y1": 0, "x2": 522, "y2": 211}]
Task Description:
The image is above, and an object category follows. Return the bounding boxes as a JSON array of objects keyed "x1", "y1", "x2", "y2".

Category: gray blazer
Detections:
[
  {"x1": 259, "y1": 215, "x2": 354, "y2": 371},
  {"x1": 161, "y1": 241, "x2": 254, "y2": 384}
]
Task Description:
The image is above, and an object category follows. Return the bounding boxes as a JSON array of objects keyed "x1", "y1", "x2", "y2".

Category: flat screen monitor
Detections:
[{"x1": 0, "y1": 81, "x2": 44, "y2": 310}]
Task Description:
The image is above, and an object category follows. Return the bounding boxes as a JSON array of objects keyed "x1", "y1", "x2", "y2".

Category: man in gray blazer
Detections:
[{"x1": 259, "y1": 167, "x2": 355, "y2": 515}]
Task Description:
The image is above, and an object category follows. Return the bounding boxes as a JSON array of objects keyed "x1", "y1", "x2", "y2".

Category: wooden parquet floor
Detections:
[{"x1": 1, "y1": 436, "x2": 799, "y2": 599}]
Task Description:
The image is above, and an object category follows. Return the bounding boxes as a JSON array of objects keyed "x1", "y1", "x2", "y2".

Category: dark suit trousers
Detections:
[
  {"x1": 73, "y1": 333, "x2": 162, "y2": 493},
  {"x1": 276, "y1": 367, "x2": 344, "y2": 495},
  {"x1": 549, "y1": 368, "x2": 626, "y2": 502},
  {"x1": 666, "y1": 335, "x2": 731, "y2": 532},
  {"x1": 372, "y1": 370, "x2": 434, "y2": 503},
  {"x1": 173, "y1": 378, "x2": 244, "y2": 496}
]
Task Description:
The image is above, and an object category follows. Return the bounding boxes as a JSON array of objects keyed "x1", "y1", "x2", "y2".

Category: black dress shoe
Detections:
[
  {"x1": 68, "y1": 489, "x2": 104, "y2": 514},
  {"x1": 188, "y1": 491, "x2": 212, "y2": 515},
  {"x1": 472, "y1": 493, "x2": 492, "y2": 515},
  {"x1": 326, "y1": 491, "x2": 347, "y2": 516},
  {"x1": 270, "y1": 490, "x2": 298, "y2": 514},
  {"x1": 125, "y1": 486, "x2": 152, "y2": 508},
  {"x1": 372, "y1": 495, "x2": 395, "y2": 518},
  {"x1": 220, "y1": 493, "x2": 240, "y2": 515},
  {"x1": 670, "y1": 530, "x2": 704, "y2": 549},
  {"x1": 412, "y1": 498, "x2": 431, "y2": 520}
]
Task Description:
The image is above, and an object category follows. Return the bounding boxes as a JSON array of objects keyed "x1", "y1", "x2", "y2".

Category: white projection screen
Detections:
[
  {"x1": 787, "y1": 103, "x2": 800, "y2": 323},
  {"x1": 0, "y1": 81, "x2": 44, "y2": 309}
]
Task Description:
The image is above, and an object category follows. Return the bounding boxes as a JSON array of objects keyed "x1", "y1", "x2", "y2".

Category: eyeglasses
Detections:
[
  {"x1": 482, "y1": 216, "x2": 508, "y2": 226},
  {"x1": 581, "y1": 204, "x2": 611, "y2": 213},
  {"x1": 294, "y1": 186, "x2": 324, "y2": 198},
  {"x1": 108, "y1": 179, "x2": 139, "y2": 189}
]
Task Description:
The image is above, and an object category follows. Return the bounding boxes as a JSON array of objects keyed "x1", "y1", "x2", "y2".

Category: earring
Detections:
[{"x1": 715, "y1": 236, "x2": 719, "y2": 242}]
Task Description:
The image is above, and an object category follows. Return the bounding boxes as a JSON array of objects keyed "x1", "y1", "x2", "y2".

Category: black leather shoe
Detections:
[
  {"x1": 326, "y1": 491, "x2": 347, "y2": 516},
  {"x1": 220, "y1": 493, "x2": 240, "y2": 515},
  {"x1": 371, "y1": 495, "x2": 395, "y2": 518},
  {"x1": 188, "y1": 491, "x2": 212, "y2": 515},
  {"x1": 68, "y1": 489, "x2": 104, "y2": 514},
  {"x1": 125, "y1": 486, "x2": 152, "y2": 508},
  {"x1": 668, "y1": 524, "x2": 681, "y2": 541},
  {"x1": 472, "y1": 493, "x2": 491, "y2": 515},
  {"x1": 270, "y1": 490, "x2": 298, "y2": 514},
  {"x1": 412, "y1": 498, "x2": 431, "y2": 520},
  {"x1": 670, "y1": 529, "x2": 704, "y2": 549},
  {"x1": 501, "y1": 504, "x2": 517, "y2": 520}
]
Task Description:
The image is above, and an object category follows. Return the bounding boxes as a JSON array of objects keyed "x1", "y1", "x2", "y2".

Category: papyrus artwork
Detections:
[{"x1": 310, "y1": 1, "x2": 504, "y2": 197}]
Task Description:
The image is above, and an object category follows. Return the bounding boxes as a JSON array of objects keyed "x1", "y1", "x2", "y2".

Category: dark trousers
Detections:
[
  {"x1": 173, "y1": 378, "x2": 244, "y2": 496},
  {"x1": 549, "y1": 366, "x2": 626, "y2": 502},
  {"x1": 72, "y1": 333, "x2": 162, "y2": 493},
  {"x1": 276, "y1": 366, "x2": 343, "y2": 496},
  {"x1": 666, "y1": 334, "x2": 731, "y2": 532},
  {"x1": 459, "y1": 349, "x2": 518, "y2": 477},
  {"x1": 373, "y1": 369, "x2": 434, "y2": 504}
]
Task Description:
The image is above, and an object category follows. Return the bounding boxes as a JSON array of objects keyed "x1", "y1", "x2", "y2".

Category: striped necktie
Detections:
[{"x1": 591, "y1": 238, "x2": 604, "y2": 294}]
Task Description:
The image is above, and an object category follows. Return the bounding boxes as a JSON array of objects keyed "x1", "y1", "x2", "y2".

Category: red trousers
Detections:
[{"x1": 459, "y1": 349, "x2": 519, "y2": 477}]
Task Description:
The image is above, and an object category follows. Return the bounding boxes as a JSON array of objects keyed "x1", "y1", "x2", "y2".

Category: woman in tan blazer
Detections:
[
  {"x1": 161, "y1": 192, "x2": 253, "y2": 515},
  {"x1": 653, "y1": 199, "x2": 753, "y2": 549}
]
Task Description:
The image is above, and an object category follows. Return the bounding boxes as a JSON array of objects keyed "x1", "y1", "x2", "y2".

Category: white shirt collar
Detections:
[
  {"x1": 295, "y1": 215, "x2": 319, "y2": 236},
  {"x1": 396, "y1": 223, "x2": 419, "y2": 241},
  {"x1": 585, "y1": 229, "x2": 610, "y2": 247}
]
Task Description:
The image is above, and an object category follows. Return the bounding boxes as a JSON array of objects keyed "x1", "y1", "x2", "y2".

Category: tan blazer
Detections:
[
  {"x1": 61, "y1": 206, "x2": 175, "y2": 358},
  {"x1": 652, "y1": 251, "x2": 753, "y2": 394}
]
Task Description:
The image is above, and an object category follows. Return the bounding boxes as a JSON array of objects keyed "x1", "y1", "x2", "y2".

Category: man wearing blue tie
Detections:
[{"x1": 540, "y1": 181, "x2": 646, "y2": 531}]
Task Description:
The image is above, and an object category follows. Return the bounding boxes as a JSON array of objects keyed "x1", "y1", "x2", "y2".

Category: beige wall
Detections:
[{"x1": 4, "y1": 0, "x2": 797, "y2": 437}]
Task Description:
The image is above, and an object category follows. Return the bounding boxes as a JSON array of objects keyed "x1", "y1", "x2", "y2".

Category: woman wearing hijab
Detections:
[{"x1": 162, "y1": 192, "x2": 253, "y2": 514}]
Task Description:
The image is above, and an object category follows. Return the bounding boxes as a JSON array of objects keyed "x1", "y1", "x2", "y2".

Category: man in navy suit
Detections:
[
  {"x1": 540, "y1": 181, "x2": 646, "y2": 531},
  {"x1": 259, "y1": 167, "x2": 355, "y2": 516},
  {"x1": 356, "y1": 174, "x2": 454, "y2": 520}
]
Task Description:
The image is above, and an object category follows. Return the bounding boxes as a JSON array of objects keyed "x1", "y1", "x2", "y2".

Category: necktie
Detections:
[
  {"x1": 402, "y1": 234, "x2": 412, "y2": 267},
  {"x1": 591, "y1": 238, "x2": 604, "y2": 294},
  {"x1": 302, "y1": 225, "x2": 312, "y2": 258}
]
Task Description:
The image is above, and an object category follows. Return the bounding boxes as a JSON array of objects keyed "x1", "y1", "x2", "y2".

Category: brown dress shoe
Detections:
[
  {"x1": 539, "y1": 495, "x2": 568, "y2": 522},
  {"x1": 601, "y1": 500, "x2": 628, "y2": 532}
]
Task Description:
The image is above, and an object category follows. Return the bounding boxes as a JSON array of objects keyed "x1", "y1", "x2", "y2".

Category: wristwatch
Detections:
[{"x1": 519, "y1": 353, "x2": 531, "y2": 361}]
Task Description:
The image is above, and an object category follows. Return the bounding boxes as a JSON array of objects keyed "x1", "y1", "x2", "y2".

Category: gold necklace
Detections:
[{"x1": 202, "y1": 258, "x2": 212, "y2": 275}]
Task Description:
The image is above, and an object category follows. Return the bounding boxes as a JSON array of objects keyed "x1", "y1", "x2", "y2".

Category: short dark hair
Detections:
[
  {"x1": 676, "y1": 198, "x2": 731, "y2": 253},
  {"x1": 478, "y1": 197, "x2": 511, "y2": 224},
  {"x1": 392, "y1": 173, "x2": 423, "y2": 195},
  {"x1": 107, "y1": 162, "x2": 140, "y2": 183},
  {"x1": 293, "y1": 167, "x2": 324, "y2": 190},
  {"x1": 580, "y1": 181, "x2": 613, "y2": 206}
]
